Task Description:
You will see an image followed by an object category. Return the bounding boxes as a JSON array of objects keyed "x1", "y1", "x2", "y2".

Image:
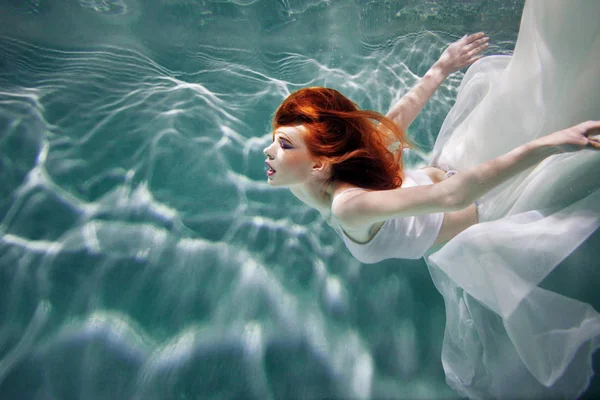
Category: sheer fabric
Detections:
[{"x1": 425, "y1": 1, "x2": 600, "y2": 398}]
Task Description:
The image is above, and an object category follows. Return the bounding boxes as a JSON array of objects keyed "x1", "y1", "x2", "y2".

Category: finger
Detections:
[
  {"x1": 467, "y1": 43, "x2": 488, "y2": 58},
  {"x1": 582, "y1": 121, "x2": 600, "y2": 136},
  {"x1": 585, "y1": 127, "x2": 600, "y2": 139},
  {"x1": 469, "y1": 32, "x2": 486, "y2": 39},
  {"x1": 582, "y1": 120, "x2": 600, "y2": 128},
  {"x1": 587, "y1": 138, "x2": 600, "y2": 150},
  {"x1": 585, "y1": 130, "x2": 600, "y2": 150},
  {"x1": 467, "y1": 55, "x2": 484, "y2": 64},
  {"x1": 467, "y1": 36, "x2": 489, "y2": 50},
  {"x1": 468, "y1": 42, "x2": 489, "y2": 56},
  {"x1": 466, "y1": 32, "x2": 486, "y2": 43}
]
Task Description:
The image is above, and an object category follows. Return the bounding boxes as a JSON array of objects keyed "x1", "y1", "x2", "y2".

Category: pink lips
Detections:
[{"x1": 265, "y1": 161, "x2": 276, "y2": 177}]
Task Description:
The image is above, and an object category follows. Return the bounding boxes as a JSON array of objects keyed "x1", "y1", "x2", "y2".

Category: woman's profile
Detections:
[{"x1": 263, "y1": 1, "x2": 600, "y2": 398}]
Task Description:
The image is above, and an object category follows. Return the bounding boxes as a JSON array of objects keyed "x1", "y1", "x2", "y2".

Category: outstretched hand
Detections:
[
  {"x1": 540, "y1": 121, "x2": 600, "y2": 153},
  {"x1": 436, "y1": 32, "x2": 489, "y2": 75}
]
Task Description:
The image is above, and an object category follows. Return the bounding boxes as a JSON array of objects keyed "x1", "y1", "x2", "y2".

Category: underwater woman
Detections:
[
  {"x1": 264, "y1": 0, "x2": 600, "y2": 399},
  {"x1": 262, "y1": 1, "x2": 600, "y2": 398}
]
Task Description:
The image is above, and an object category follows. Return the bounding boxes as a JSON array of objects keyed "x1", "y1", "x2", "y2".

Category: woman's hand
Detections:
[
  {"x1": 435, "y1": 32, "x2": 489, "y2": 75},
  {"x1": 537, "y1": 120, "x2": 600, "y2": 153}
]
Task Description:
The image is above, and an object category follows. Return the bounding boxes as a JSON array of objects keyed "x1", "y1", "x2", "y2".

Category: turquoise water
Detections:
[{"x1": 3, "y1": 1, "x2": 596, "y2": 399}]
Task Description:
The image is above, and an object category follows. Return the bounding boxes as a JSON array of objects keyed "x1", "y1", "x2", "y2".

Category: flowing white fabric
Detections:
[{"x1": 425, "y1": 1, "x2": 600, "y2": 398}]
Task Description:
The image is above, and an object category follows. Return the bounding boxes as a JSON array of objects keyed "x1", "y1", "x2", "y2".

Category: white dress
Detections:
[
  {"x1": 331, "y1": 169, "x2": 444, "y2": 263},
  {"x1": 424, "y1": 1, "x2": 600, "y2": 398}
]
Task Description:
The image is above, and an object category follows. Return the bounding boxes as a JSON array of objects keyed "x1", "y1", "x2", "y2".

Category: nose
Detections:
[{"x1": 263, "y1": 143, "x2": 274, "y2": 159}]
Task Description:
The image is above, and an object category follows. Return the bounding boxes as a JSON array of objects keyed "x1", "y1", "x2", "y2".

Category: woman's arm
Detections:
[
  {"x1": 385, "y1": 33, "x2": 489, "y2": 133},
  {"x1": 333, "y1": 121, "x2": 600, "y2": 227}
]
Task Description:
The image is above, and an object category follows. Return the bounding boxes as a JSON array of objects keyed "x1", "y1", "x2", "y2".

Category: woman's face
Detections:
[{"x1": 263, "y1": 125, "x2": 318, "y2": 187}]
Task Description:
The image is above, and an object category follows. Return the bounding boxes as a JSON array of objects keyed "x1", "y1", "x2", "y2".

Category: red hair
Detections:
[{"x1": 272, "y1": 87, "x2": 411, "y2": 190}]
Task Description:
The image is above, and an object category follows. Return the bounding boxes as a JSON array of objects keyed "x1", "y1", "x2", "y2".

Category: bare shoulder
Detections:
[
  {"x1": 331, "y1": 188, "x2": 368, "y2": 225},
  {"x1": 331, "y1": 188, "x2": 384, "y2": 241}
]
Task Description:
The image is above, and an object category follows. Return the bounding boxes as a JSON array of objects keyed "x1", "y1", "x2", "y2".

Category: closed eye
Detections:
[{"x1": 279, "y1": 140, "x2": 292, "y2": 149}]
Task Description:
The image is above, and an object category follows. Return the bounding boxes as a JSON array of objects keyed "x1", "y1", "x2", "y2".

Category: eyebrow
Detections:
[{"x1": 276, "y1": 132, "x2": 294, "y2": 144}]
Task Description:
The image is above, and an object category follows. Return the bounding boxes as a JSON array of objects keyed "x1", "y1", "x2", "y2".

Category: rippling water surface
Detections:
[{"x1": 1, "y1": 1, "x2": 573, "y2": 399}]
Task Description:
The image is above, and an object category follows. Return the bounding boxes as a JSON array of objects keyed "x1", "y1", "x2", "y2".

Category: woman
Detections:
[
  {"x1": 263, "y1": 36, "x2": 599, "y2": 261},
  {"x1": 264, "y1": 1, "x2": 600, "y2": 398},
  {"x1": 264, "y1": 88, "x2": 598, "y2": 252}
]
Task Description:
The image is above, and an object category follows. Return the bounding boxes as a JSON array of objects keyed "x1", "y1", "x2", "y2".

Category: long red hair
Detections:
[{"x1": 272, "y1": 87, "x2": 411, "y2": 190}]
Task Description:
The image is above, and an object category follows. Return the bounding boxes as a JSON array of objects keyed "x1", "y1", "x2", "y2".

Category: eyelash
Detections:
[{"x1": 279, "y1": 140, "x2": 292, "y2": 149}]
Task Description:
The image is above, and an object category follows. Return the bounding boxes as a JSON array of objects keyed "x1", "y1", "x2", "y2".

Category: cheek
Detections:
[{"x1": 284, "y1": 152, "x2": 312, "y2": 170}]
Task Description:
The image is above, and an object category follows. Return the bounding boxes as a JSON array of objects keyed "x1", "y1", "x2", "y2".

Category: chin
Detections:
[{"x1": 267, "y1": 175, "x2": 290, "y2": 187}]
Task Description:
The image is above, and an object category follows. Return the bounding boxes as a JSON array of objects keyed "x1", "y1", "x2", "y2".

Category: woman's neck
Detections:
[{"x1": 289, "y1": 176, "x2": 337, "y2": 215}]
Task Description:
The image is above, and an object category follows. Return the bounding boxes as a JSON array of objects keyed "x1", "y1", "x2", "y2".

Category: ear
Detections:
[
  {"x1": 312, "y1": 158, "x2": 326, "y2": 171},
  {"x1": 312, "y1": 159, "x2": 332, "y2": 175}
]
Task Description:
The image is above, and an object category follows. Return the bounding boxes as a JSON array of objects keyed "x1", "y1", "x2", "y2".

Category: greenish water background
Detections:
[{"x1": 3, "y1": 1, "x2": 597, "y2": 399}]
